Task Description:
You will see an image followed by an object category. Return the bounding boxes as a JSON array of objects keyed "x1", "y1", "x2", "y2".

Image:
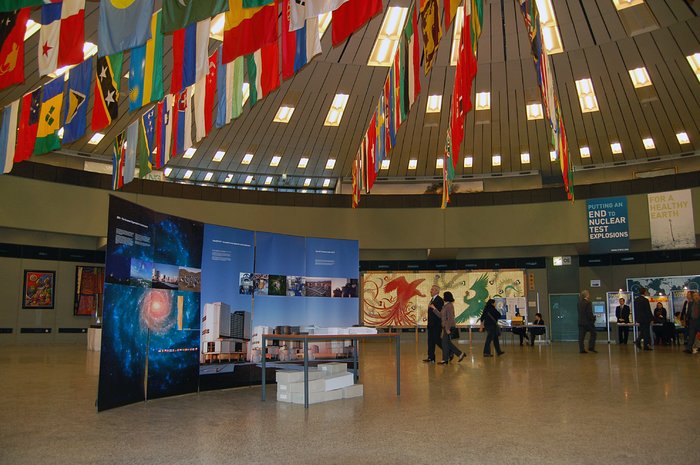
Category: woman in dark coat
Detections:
[
  {"x1": 430, "y1": 291, "x2": 466, "y2": 364},
  {"x1": 479, "y1": 298, "x2": 505, "y2": 357}
]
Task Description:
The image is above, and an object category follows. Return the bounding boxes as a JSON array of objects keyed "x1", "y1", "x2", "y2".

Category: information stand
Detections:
[{"x1": 606, "y1": 291, "x2": 633, "y2": 344}]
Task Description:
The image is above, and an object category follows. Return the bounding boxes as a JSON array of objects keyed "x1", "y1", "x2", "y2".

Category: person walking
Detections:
[
  {"x1": 423, "y1": 285, "x2": 443, "y2": 363},
  {"x1": 683, "y1": 291, "x2": 700, "y2": 354},
  {"x1": 634, "y1": 287, "x2": 653, "y2": 351},
  {"x1": 578, "y1": 290, "x2": 597, "y2": 353},
  {"x1": 479, "y1": 298, "x2": 504, "y2": 357},
  {"x1": 432, "y1": 291, "x2": 465, "y2": 364},
  {"x1": 615, "y1": 297, "x2": 631, "y2": 344}
]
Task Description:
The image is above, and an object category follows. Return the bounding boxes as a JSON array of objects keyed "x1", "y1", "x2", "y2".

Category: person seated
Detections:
[
  {"x1": 527, "y1": 313, "x2": 546, "y2": 345},
  {"x1": 653, "y1": 303, "x2": 674, "y2": 345},
  {"x1": 511, "y1": 311, "x2": 528, "y2": 345}
]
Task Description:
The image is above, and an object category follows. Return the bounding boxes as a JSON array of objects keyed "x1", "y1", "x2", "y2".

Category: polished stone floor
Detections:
[{"x1": 1, "y1": 335, "x2": 699, "y2": 465}]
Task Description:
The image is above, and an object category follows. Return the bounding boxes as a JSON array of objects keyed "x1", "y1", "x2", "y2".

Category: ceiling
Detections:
[{"x1": 1, "y1": 0, "x2": 699, "y2": 194}]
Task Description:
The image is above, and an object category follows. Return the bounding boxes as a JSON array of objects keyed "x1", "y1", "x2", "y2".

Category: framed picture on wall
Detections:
[
  {"x1": 74, "y1": 266, "x2": 105, "y2": 317},
  {"x1": 22, "y1": 270, "x2": 56, "y2": 309}
]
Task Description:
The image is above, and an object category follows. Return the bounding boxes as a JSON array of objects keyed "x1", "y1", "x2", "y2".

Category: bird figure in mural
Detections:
[
  {"x1": 364, "y1": 276, "x2": 425, "y2": 327},
  {"x1": 455, "y1": 273, "x2": 490, "y2": 323}
]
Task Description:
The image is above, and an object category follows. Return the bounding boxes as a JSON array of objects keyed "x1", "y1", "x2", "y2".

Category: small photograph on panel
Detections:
[
  {"x1": 129, "y1": 258, "x2": 153, "y2": 288},
  {"x1": 239, "y1": 272, "x2": 254, "y2": 295},
  {"x1": 268, "y1": 275, "x2": 287, "y2": 296},
  {"x1": 286, "y1": 276, "x2": 305, "y2": 296},
  {"x1": 253, "y1": 273, "x2": 269, "y2": 295},
  {"x1": 330, "y1": 278, "x2": 358, "y2": 297},
  {"x1": 305, "y1": 278, "x2": 332, "y2": 297},
  {"x1": 178, "y1": 267, "x2": 201, "y2": 292},
  {"x1": 152, "y1": 263, "x2": 180, "y2": 290}
]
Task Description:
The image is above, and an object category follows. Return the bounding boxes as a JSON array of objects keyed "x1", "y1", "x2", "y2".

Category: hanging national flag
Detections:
[
  {"x1": 38, "y1": 0, "x2": 85, "y2": 76},
  {"x1": 0, "y1": 8, "x2": 30, "y2": 90},
  {"x1": 383, "y1": 75, "x2": 394, "y2": 152},
  {"x1": 231, "y1": 57, "x2": 244, "y2": 119},
  {"x1": 405, "y1": 2, "x2": 421, "y2": 108},
  {"x1": 98, "y1": 0, "x2": 154, "y2": 57},
  {"x1": 222, "y1": 0, "x2": 277, "y2": 64},
  {"x1": 92, "y1": 52, "x2": 122, "y2": 131},
  {"x1": 154, "y1": 94, "x2": 173, "y2": 169},
  {"x1": 246, "y1": 41, "x2": 279, "y2": 106},
  {"x1": 449, "y1": 3, "x2": 468, "y2": 168},
  {"x1": 443, "y1": 0, "x2": 460, "y2": 30},
  {"x1": 194, "y1": 50, "x2": 217, "y2": 142},
  {"x1": 112, "y1": 131, "x2": 125, "y2": 190},
  {"x1": 331, "y1": 0, "x2": 381, "y2": 46},
  {"x1": 15, "y1": 88, "x2": 41, "y2": 163},
  {"x1": 0, "y1": 100, "x2": 19, "y2": 174},
  {"x1": 420, "y1": 0, "x2": 442, "y2": 75},
  {"x1": 171, "y1": 87, "x2": 192, "y2": 157},
  {"x1": 129, "y1": 10, "x2": 164, "y2": 112},
  {"x1": 375, "y1": 99, "x2": 385, "y2": 169},
  {"x1": 243, "y1": 0, "x2": 273, "y2": 6},
  {"x1": 62, "y1": 57, "x2": 92, "y2": 144},
  {"x1": 289, "y1": 0, "x2": 348, "y2": 31},
  {"x1": 365, "y1": 112, "x2": 377, "y2": 192},
  {"x1": 393, "y1": 51, "x2": 402, "y2": 130},
  {"x1": 215, "y1": 49, "x2": 232, "y2": 127},
  {"x1": 138, "y1": 106, "x2": 156, "y2": 177},
  {"x1": 171, "y1": 18, "x2": 210, "y2": 94},
  {"x1": 0, "y1": 1, "x2": 42, "y2": 11},
  {"x1": 124, "y1": 120, "x2": 139, "y2": 185},
  {"x1": 34, "y1": 76, "x2": 65, "y2": 155},
  {"x1": 351, "y1": 147, "x2": 361, "y2": 208},
  {"x1": 281, "y1": 0, "x2": 321, "y2": 80},
  {"x1": 162, "y1": 0, "x2": 228, "y2": 33},
  {"x1": 441, "y1": 130, "x2": 454, "y2": 209}
]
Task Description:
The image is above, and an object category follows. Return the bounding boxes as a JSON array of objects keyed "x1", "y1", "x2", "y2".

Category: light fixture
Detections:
[
  {"x1": 270, "y1": 155, "x2": 281, "y2": 167},
  {"x1": 212, "y1": 150, "x2": 225, "y2": 162},
  {"x1": 24, "y1": 19, "x2": 40, "y2": 40},
  {"x1": 408, "y1": 159, "x2": 417, "y2": 170},
  {"x1": 687, "y1": 53, "x2": 700, "y2": 83},
  {"x1": 321, "y1": 190, "x2": 329, "y2": 194},
  {"x1": 183, "y1": 148, "x2": 196, "y2": 159},
  {"x1": 436, "y1": 158, "x2": 444, "y2": 169},
  {"x1": 475, "y1": 92, "x2": 490, "y2": 110},
  {"x1": 325, "y1": 158, "x2": 336, "y2": 170},
  {"x1": 629, "y1": 67, "x2": 652, "y2": 88},
  {"x1": 264, "y1": 176, "x2": 273, "y2": 185},
  {"x1": 526, "y1": 103, "x2": 543, "y2": 120},
  {"x1": 261, "y1": 188, "x2": 268, "y2": 192},
  {"x1": 380, "y1": 159, "x2": 390, "y2": 169},
  {"x1": 164, "y1": 167, "x2": 172, "y2": 177},
  {"x1": 204, "y1": 172, "x2": 213, "y2": 182},
  {"x1": 318, "y1": 12, "x2": 332, "y2": 36},
  {"x1": 611, "y1": 142, "x2": 622, "y2": 154},
  {"x1": 242, "y1": 153, "x2": 254, "y2": 165},
  {"x1": 426, "y1": 95, "x2": 442, "y2": 113},
  {"x1": 209, "y1": 13, "x2": 225, "y2": 41},
  {"x1": 463, "y1": 156, "x2": 473, "y2": 168},
  {"x1": 520, "y1": 152, "x2": 530, "y2": 164},
  {"x1": 183, "y1": 170, "x2": 193, "y2": 179},
  {"x1": 368, "y1": 7, "x2": 408, "y2": 66},
  {"x1": 450, "y1": 6, "x2": 465, "y2": 66},
  {"x1": 550, "y1": 150, "x2": 557, "y2": 162},
  {"x1": 303, "y1": 178, "x2": 311, "y2": 187},
  {"x1": 492, "y1": 155, "x2": 501, "y2": 167},
  {"x1": 612, "y1": 0, "x2": 645, "y2": 10},
  {"x1": 535, "y1": 0, "x2": 564, "y2": 54},
  {"x1": 324, "y1": 94, "x2": 349, "y2": 126},
  {"x1": 575, "y1": 78, "x2": 599, "y2": 113},
  {"x1": 87, "y1": 133, "x2": 104, "y2": 145},
  {"x1": 298, "y1": 157, "x2": 309, "y2": 169},
  {"x1": 676, "y1": 132, "x2": 690, "y2": 144},
  {"x1": 244, "y1": 175, "x2": 253, "y2": 184},
  {"x1": 580, "y1": 146, "x2": 590, "y2": 158},
  {"x1": 301, "y1": 189, "x2": 308, "y2": 193},
  {"x1": 274, "y1": 106, "x2": 294, "y2": 123},
  {"x1": 643, "y1": 137, "x2": 655, "y2": 150},
  {"x1": 322, "y1": 179, "x2": 331, "y2": 187},
  {"x1": 57, "y1": 127, "x2": 64, "y2": 139},
  {"x1": 224, "y1": 173, "x2": 233, "y2": 183}
]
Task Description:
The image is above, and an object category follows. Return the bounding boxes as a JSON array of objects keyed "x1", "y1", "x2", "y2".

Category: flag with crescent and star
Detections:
[
  {"x1": 92, "y1": 52, "x2": 123, "y2": 131},
  {"x1": 162, "y1": 0, "x2": 228, "y2": 33}
]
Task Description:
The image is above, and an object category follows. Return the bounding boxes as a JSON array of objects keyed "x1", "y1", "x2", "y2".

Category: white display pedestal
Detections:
[{"x1": 87, "y1": 327, "x2": 102, "y2": 351}]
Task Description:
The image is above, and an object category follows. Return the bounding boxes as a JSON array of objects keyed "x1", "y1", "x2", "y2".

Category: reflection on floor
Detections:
[{"x1": 1, "y1": 335, "x2": 699, "y2": 465}]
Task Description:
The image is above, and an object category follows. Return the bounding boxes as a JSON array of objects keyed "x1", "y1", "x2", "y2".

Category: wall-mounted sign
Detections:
[
  {"x1": 648, "y1": 189, "x2": 696, "y2": 250},
  {"x1": 586, "y1": 196, "x2": 630, "y2": 253}
]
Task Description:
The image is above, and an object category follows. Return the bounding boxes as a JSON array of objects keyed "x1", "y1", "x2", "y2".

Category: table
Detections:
[
  {"x1": 504, "y1": 324, "x2": 549, "y2": 345},
  {"x1": 261, "y1": 333, "x2": 400, "y2": 408}
]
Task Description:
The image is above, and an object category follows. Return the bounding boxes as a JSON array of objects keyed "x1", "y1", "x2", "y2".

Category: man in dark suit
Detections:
[
  {"x1": 578, "y1": 290, "x2": 597, "y2": 353},
  {"x1": 684, "y1": 291, "x2": 700, "y2": 354},
  {"x1": 615, "y1": 297, "x2": 631, "y2": 344},
  {"x1": 634, "y1": 287, "x2": 653, "y2": 350},
  {"x1": 680, "y1": 290, "x2": 693, "y2": 327},
  {"x1": 423, "y1": 285, "x2": 443, "y2": 363}
]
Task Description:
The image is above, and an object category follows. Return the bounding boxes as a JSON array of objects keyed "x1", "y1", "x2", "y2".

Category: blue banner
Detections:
[{"x1": 587, "y1": 196, "x2": 630, "y2": 253}]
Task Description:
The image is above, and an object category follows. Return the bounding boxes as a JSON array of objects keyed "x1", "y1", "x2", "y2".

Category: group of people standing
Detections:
[{"x1": 579, "y1": 287, "x2": 700, "y2": 353}]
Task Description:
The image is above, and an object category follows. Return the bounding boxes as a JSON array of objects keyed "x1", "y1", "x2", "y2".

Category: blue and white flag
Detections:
[
  {"x1": 62, "y1": 57, "x2": 92, "y2": 144},
  {"x1": 98, "y1": 0, "x2": 154, "y2": 57},
  {"x1": 124, "y1": 119, "x2": 139, "y2": 184},
  {"x1": 0, "y1": 99, "x2": 20, "y2": 174}
]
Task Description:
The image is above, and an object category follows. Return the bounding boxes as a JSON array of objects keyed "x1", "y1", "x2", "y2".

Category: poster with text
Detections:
[
  {"x1": 648, "y1": 189, "x2": 696, "y2": 250},
  {"x1": 586, "y1": 196, "x2": 629, "y2": 253}
]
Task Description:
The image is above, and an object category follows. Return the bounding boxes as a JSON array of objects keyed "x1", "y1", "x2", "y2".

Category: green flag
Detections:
[
  {"x1": 242, "y1": 0, "x2": 274, "y2": 6},
  {"x1": 162, "y1": 0, "x2": 229, "y2": 33},
  {"x1": 0, "y1": 1, "x2": 42, "y2": 12},
  {"x1": 232, "y1": 57, "x2": 244, "y2": 119}
]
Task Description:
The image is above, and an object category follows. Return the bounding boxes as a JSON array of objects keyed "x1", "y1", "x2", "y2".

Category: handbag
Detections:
[{"x1": 449, "y1": 327, "x2": 459, "y2": 340}]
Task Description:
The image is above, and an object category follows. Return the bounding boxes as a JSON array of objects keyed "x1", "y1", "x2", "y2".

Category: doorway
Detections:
[{"x1": 549, "y1": 293, "x2": 579, "y2": 341}]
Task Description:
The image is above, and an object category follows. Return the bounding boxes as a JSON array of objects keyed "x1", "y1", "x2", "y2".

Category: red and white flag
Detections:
[
  {"x1": 194, "y1": 50, "x2": 218, "y2": 142},
  {"x1": 331, "y1": 0, "x2": 382, "y2": 46},
  {"x1": 38, "y1": 0, "x2": 85, "y2": 76}
]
